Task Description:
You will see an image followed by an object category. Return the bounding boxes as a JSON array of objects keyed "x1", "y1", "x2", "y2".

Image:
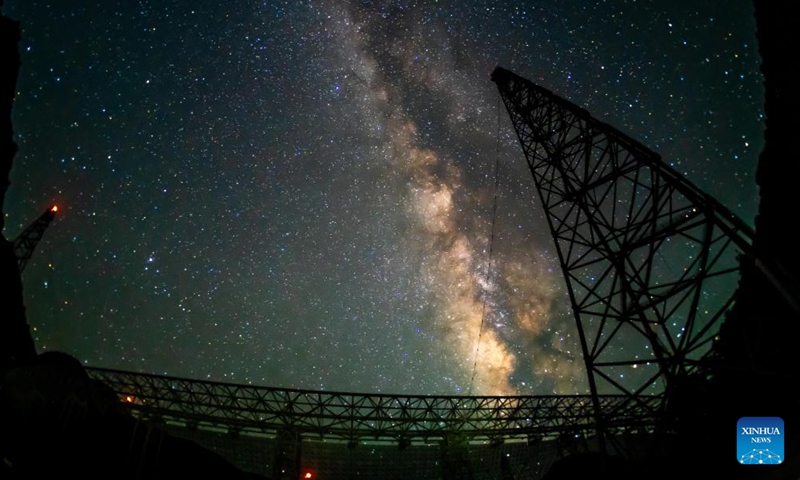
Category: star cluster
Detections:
[{"x1": 3, "y1": 0, "x2": 763, "y2": 396}]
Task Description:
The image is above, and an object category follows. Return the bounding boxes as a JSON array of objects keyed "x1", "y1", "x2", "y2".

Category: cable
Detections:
[{"x1": 467, "y1": 91, "x2": 503, "y2": 396}]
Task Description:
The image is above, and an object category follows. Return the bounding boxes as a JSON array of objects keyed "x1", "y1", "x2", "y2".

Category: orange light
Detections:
[
  {"x1": 50, "y1": 205, "x2": 58, "y2": 212},
  {"x1": 303, "y1": 473, "x2": 313, "y2": 479},
  {"x1": 125, "y1": 395, "x2": 134, "y2": 403}
]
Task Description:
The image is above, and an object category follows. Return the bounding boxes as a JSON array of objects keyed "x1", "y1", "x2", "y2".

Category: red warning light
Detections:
[
  {"x1": 50, "y1": 205, "x2": 58, "y2": 213},
  {"x1": 303, "y1": 472, "x2": 313, "y2": 479}
]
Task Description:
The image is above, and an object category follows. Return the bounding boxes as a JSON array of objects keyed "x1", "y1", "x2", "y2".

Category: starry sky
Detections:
[{"x1": 2, "y1": 0, "x2": 764, "y2": 396}]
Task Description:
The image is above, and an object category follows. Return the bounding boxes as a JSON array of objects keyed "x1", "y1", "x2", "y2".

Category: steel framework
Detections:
[
  {"x1": 13, "y1": 205, "x2": 57, "y2": 273},
  {"x1": 491, "y1": 67, "x2": 754, "y2": 430},
  {"x1": 86, "y1": 367, "x2": 659, "y2": 445}
]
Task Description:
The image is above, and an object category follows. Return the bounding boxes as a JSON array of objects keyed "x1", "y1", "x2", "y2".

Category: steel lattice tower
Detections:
[
  {"x1": 491, "y1": 67, "x2": 755, "y2": 435},
  {"x1": 13, "y1": 205, "x2": 58, "y2": 273}
]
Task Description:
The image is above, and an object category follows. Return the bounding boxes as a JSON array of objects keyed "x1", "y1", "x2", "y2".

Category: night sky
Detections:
[{"x1": 2, "y1": 0, "x2": 764, "y2": 396}]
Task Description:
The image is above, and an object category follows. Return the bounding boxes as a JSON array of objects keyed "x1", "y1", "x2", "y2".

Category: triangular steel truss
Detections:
[{"x1": 491, "y1": 66, "x2": 754, "y2": 432}]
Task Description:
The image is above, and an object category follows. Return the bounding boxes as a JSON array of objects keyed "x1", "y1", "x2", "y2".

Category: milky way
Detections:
[{"x1": 3, "y1": 0, "x2": 763, "y2": 395}]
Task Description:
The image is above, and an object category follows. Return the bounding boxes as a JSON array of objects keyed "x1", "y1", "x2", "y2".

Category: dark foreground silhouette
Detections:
[{"x1": 1, "y1": 351, "x2": 267, "y2": 479}]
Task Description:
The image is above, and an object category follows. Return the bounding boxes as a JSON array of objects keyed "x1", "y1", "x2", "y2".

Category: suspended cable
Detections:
[{"x1": 467, "y1": 92, "x2": 503, "y2": 396}]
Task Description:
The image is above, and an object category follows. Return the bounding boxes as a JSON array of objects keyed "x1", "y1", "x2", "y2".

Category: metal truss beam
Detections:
[
  {"x1": 86, "y1": 367, "x2": 660, "y2": 444},
  {"x1": 491, "y1": 66, "x2": 754, "y2": 428}
]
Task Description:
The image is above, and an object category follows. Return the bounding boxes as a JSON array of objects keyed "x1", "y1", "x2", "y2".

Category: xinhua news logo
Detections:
[{"x1": 738, "y1": 417, "x2": 784, "y2": 465}]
